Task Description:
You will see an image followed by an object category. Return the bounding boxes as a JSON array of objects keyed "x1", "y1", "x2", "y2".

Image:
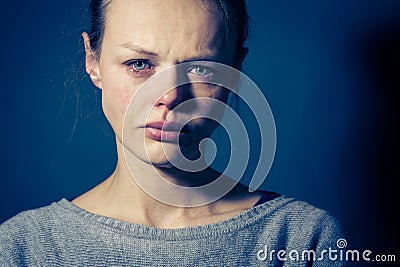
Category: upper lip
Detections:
[{"x1": 145, "y1": 121, "x2": 188, "y2": 132}]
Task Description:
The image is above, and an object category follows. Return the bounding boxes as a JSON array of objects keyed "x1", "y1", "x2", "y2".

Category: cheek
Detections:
[
  {"x1": 198, "y1": 85, "x2": 229, "y2": 116},
  {"x1": 102, "y1": 81, "x2": 131, "y2": 119},
  {"x1": 191, "y1": 84, "x2": 228, "y2": 101},
  {"x1": 100, "y1": 70, "x2": 143, "y2": 137},
  {"x1": 190, "y1": 86, "x2": 229, "y2": 134}
]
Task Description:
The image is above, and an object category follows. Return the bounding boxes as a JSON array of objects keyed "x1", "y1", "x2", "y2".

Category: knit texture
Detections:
[{"x1": 0, "y1": 196, "x2": 346, "y2": 266}]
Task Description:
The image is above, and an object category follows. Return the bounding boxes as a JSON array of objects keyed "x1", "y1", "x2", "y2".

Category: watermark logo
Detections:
[
  {"x1": 257, "y1": 238, "x2": 396, "y2": 263},
  {"x1": 336, "y1": 238, "x2": 347, "y2": 249},
  {"x1": 122, "y1": 61, "x2": 276, "y2": 207}
]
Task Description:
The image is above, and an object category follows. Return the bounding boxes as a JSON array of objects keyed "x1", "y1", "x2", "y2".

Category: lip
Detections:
[{"x1": 144, "y1": 121, "x2": 188, "y2": 142}]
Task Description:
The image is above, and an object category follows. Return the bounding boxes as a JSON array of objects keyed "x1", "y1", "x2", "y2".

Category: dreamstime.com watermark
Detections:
[{"x1": 257, "y1": 238, "x2": 396, "y2": 263}]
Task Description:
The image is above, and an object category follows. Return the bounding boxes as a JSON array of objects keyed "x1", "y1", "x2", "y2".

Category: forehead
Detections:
[{"x1": 103, "y1": 0, "x2": 228, "y2": 61}]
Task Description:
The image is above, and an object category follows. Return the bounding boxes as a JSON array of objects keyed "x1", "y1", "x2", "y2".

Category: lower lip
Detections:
[{"x1": 145, "y1": 127, "x2": 185, "y2": 142}]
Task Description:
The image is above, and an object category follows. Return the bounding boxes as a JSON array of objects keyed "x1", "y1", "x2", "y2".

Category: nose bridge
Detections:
[{"x1": 156, "y1": 65, "x2": 189, "y2": 109}]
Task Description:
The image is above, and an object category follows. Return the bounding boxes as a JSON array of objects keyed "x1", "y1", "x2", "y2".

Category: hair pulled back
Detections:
[{"x1": 88, "y1": 0, "x2": 249, "y2": 62}]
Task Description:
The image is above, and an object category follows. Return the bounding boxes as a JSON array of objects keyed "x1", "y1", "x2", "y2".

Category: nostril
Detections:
[
  {"x1": 155, "y1": 85, "x2": 193, "y2": 109},
  {"x1": 156, "y1": 89, "x2": 179, "y2": 107}
]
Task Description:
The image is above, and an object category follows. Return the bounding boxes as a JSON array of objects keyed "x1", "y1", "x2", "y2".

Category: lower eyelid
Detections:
[{"x1": 125, "y1": 66, "x2": 155, "y2": 79}]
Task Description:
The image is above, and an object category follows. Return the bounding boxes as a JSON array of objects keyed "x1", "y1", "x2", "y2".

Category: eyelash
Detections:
[
  {"x1": 188, "y1": 66, "x2": 215, "y2": 79},
  {"x1": 124, "y1": 60, "x2": 154, "y2": 76}
]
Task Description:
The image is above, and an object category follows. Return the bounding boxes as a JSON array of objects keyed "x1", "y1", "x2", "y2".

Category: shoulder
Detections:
[
  {"x1": 253, "y1": 194, "x2": 344, "y2": 247},
  {"x1": 255, "y1": 194, "x2": 340, "y2": 224},
  {"x1": 247, "y1": 195, "x2": 346, "y2": 266},
  {"x1": 0, "y1": 200, "x2": 66, "y2": 233},
  {"x1": 0, "y1": 202, "x2": 55, "y2": 237},
  {"x1": 0, "y1": 200, "x2": 68, "y2": 265},
  {"x1": 271, "y1": 195, "x2": 341, "y2": 227},
  {"x1": 261, "y1": 194, "x2": 340, "y2": 223}
]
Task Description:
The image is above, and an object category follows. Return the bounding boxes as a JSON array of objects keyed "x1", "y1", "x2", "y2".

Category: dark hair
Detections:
[
  {"x1": 88, "y1": 0, "x2": 249, "y2": 62},
  {"x1": 88, "y1": 0, "x2": 111, "y2": 55}
]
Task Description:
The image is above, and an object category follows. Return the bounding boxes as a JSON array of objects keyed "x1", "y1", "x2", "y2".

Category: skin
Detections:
[{"x1": 73, "y1": 0, "x2": 260, "y2": 229}]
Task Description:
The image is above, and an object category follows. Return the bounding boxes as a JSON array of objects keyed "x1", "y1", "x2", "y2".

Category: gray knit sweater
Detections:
[{"x1": 0, "y1": 196, "x2": 346, "y2": 266}]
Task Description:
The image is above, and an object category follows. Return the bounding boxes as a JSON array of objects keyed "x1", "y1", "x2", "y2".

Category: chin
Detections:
[{"x1": 142, "y1": 141, "x2": 180, "y2": 166}]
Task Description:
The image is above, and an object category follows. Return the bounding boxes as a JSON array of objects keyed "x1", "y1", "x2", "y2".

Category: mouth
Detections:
[{"x1": 144, "y1": 121, "x2": 189, "y2": 142}]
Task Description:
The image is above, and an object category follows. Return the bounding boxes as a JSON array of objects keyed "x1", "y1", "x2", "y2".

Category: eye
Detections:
[
  {"x1": 189, "y1": 66, "x2": 214, "y2": 77},
  {"x1": 125, "y1": 60, "x2": 153, "y2": 72}
]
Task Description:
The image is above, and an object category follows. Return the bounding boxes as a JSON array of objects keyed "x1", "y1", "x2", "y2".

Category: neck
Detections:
[{"x1": 72, "y1": 137, "x2": 260, "y2": 228}]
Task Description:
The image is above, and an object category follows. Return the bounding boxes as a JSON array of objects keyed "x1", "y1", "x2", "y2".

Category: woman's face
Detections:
[{"x1": 85, "y1": 0, "x2": 239, "y2": 166}]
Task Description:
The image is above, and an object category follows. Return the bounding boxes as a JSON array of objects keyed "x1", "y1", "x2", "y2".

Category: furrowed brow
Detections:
[{"x1": 119, "y1": 42, "x2": 159, "y2": 57}]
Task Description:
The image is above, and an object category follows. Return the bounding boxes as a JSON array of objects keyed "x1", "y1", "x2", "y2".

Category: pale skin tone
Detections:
[{"x1": 73, "y1": 0, "x2": 261, "y2": 229}]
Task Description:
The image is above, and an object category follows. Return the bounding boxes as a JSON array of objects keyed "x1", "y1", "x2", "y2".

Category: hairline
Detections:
[{"x1": 92, "y1": 0, "x2": 241, "y2": 61}]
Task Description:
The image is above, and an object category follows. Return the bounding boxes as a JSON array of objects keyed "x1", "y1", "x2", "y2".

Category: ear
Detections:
[
  {"x1": 82, "y1": 32, "x2": 102, "y2": 89},
  {"x1": 236, "y1": 47, "x2": 249, "y2": 70},
  {"x1": 230, "y1": 47, "x2": 250, "y2": 89}
]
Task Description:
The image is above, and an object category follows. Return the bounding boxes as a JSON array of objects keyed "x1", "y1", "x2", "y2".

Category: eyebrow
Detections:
[
  {"x1": 119, "y1": 42, "x2": 221, "y2": 62},
  {"x1": 119, "y1": 42, "x2": 159, "y2": 57},
  {"x1": 183, "y1": 55, "x2": 220, "y2": 62}
]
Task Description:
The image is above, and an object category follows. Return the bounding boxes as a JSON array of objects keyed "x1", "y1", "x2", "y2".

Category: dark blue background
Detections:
[{"x1": 1, "y1": 1, "x2": 398, "y2": 265}]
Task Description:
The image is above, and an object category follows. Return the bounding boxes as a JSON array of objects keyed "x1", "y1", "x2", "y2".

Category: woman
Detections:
[{"x1": 0, "y1": 0, "x2": 345, "y2": 266}]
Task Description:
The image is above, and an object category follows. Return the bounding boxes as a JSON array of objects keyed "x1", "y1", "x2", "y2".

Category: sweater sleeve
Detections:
[
  {"x1": 0, "y1": 211, "x2": 41, "y2": 266},
  {"x1": 309, "y1": 211, "x2": 348, "y2": 266}
]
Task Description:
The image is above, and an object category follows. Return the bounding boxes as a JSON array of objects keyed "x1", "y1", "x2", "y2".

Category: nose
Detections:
[
  {"x1": 156, "y1": 86, "x2": 194, "y2": 110},
  {"x1": 155, "y1": 67, "x2": 191, "y2": 109}
]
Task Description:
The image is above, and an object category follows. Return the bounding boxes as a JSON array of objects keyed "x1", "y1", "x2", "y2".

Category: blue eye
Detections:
[
  {"x1": 189, "y1": 66, "x2": 214, "y2": 76},
  {"x1": 127, "y1": 60, "x2": 153, "y2": 72}
]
